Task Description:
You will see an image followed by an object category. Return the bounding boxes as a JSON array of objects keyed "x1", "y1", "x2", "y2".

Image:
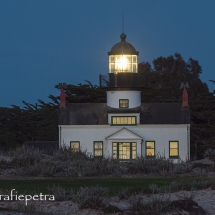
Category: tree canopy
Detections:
[
  {"x1": 138, "y1": 53, "x2": 209, "y2": 102},
  {"x1": 0, "y1": 100, "x2": 58, "y2": 148}
]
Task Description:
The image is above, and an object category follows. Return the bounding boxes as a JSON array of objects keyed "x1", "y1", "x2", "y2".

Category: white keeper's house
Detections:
[{"x1": 58, "y1": 33, "x2": 190, "y2": 161}]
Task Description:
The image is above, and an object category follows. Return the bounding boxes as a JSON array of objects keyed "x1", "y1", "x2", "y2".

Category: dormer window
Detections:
[
  {"x1": 111, "y1": 116, "x2": 136, "y2": 125},
  {"x1": 119, "y1": 99, "x2": 129, "y2": 108}
]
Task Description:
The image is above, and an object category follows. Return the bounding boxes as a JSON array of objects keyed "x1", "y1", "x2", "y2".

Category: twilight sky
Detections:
[{"x1": 1, "y1": 0, "x2": 215, "y2": 107}]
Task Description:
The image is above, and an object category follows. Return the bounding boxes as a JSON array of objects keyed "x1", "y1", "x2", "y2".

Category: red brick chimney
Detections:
[
  {"x1": 60, "y1": 89, "x2": 66, "y2": 107},
  {"x1": 182, "y1": 89, "x2": 188, "y2": 106}
]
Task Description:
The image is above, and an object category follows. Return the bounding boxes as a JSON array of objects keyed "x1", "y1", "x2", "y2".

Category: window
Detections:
[
  {"x1": 145, "y1": 141, "x2": 155, "y2": 157},
  {"x1": 119, "y1": 99, "x2": 129, "y2": 108},
  {"x1": 113, "y1": 142, "x2": 136, "y2": 159},
  {"x1": 70, "y1": 141, "x2": 80, "y2": 152},
  {"x1": 169, "y1": 141, "x2": 179, "y2": 158},
  {"x1": 111, "y1": 116, "x2": 136, "y2": 125},
  {"x1": 108, "y1": 55, "x2": 138, "y2": 73},
  {"x1": 94, "y1": 141, "x2": 103, "y2": 157}
]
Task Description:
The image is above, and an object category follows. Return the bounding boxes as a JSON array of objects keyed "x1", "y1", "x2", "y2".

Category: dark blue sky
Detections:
[{"x1": 1, "y1": 0, "x2": 215, "y2": 107}]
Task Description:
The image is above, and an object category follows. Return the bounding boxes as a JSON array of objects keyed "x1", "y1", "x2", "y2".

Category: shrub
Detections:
[
  {"x1": 129, "y1": 195, "x2": 144, "y2": 212},
  {"x1": 143, "y1": 194, "x2": 171, "y2": 214},
  {"x1": 52, "y1": 147, "x2": 90, "y2": 162},
  {"x1": 129, "y1": 194, "x2": 171, "y2": 214},
  {"x1": 166, "y1": 179, "x2": 213, "y2": 193},
  {"x1": 204, "y1": 148, "x2": 215, "y2": 160},
  {"x1": 193, "y1": 180, "x2": 211, "y2": 190},
  {"x1": 171, "y1": 163, "x2": 193, "y2": 174},
  {"x1": 63, "y1": 156, "x2": 122, "y2": 177},
  {"x1": 47, "y1": 185, "x2": 73, "y2": 201},
  {"x1": 103, "y1": 204, "x2": 122, "y2": 213},
  {"x1": 17, "y1": 200, "x2": 37, "y2": 213},
  {"x1": 127, "y1": 155, "x2": 173, "y2": 174},
  {"x1": 10, "y1": 145, "x2": 43, "y2": 165},
  {"x1": 168, "y1": 179, "x2": 194, "y2": 192},
  {"x1": 149, "y1": 183, "x2": 159, "y2": 194},
  {"x1": 16, "y1": 160, "x2": 58, "y2": 177},
  {"x1": 176, "y1": 191, "x2": 196, "y2": 201},
  {"x1": 15, "y1": 200, "x2": 55, "y2": 215},
  {"x1": 118, "y1": 187, "x2": 152, "y2": 200},
  {"x1": 73, "y1": 185, "x2": 108, "y2": 209}
]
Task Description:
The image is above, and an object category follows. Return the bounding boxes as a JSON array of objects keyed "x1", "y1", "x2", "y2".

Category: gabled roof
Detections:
[
  {"x1": 58, "y1": 103, "x2": 190, "y2": 125},
  {"x1": 106, "y1": 127, "x2": 143, "y2": 140}
]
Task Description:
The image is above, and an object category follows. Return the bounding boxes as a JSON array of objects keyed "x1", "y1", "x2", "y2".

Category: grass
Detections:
[
  {"x1": 0, "y1": 177, "x2": 198, "y2": 196},
  {"x1": 1, "y1": 177, "x2": 212, "y2": 196}
]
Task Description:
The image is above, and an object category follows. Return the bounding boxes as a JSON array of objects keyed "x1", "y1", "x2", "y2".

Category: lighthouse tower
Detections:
[{"x1": 100, "y1": 33, "x2": 141, "y2": 109}]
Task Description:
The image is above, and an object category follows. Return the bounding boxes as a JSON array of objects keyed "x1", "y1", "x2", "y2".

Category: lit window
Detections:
[
  {"x1": 119, "y1": 99, "x2": 129, "y2": 108},
  {"x1": 109, "y1": 55, "x2": 138, "y2": 73},
  {"x1": 132, "y1": 56, "x2": 137, "y2": 62},
  {"x1": 113, "y1": 142, "x2": 136, "y2": 159},
  {"x1": 169, "y1": 141, "x2": 179, "y2": 158},
  {"x1": 94, "y1": 141, "x2": 103, "y2": 157},
  {"x1": 146, "y1": 141, "x2": 155, "y2": 157},
  {"x1": 70, "y1": 141, "x2": 80, "y2": 152},
  {"x1": 111, "y1": 116, "x2": 136, "y2": 125}
]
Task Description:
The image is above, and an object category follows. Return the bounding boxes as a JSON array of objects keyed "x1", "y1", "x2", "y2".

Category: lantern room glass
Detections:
[{"x1": 109, "y1": 55, "x2": 138, "y2": 73}]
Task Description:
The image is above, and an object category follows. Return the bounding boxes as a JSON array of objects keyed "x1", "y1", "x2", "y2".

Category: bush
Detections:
[
  {"x1": 204, "y1": 148, "x2": 215, "y2": 160},
  {"x1": 52, "y1": 147, "x2": 90, "y2": 162},
  {"x1": 73, "y1": 185, "x2": 108, "y2": 209},
  {"x1": 47, "y1": 185, "x2": 73, "y2": 201},
  {"x1": 129, "y1": 194, "x2": 171, "y2": 214},
  {"x1": 127, "y1": 155, "x2": 173, "y2": 174},
  {"x1": 168, "y1": 179, "x2": 194, "y2": 192},
  {"x1": 194, "y1": 180, "x2": 211, "y2": 190},
  {"x1": 16, "y1": 160, "x2": 58, "y2": 177},
  {"x1": 166, "y1": 179, "x2": 212, "y2": 193},
  {"x1": 103, "y1": 205, "x2": 122, "y2": 213},
  {"x1": 176, "y1": 191, "x2": 196, "y2": 201},
  {"x1": 10, "y1": 145, "x2": 43, "y2": 165},
  {"x1": 149, "y1": 183, "x2": 159, "y2": 194},
  {"x1": 118, "y1": 187, "x2": 153, "y2": 199},
  {"x1": 143, "y1": 194, "x2": 171, "y2": 214}
]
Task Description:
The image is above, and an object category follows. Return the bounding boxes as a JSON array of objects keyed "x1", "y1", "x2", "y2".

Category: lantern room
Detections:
[
  {"x1": 100, "y1": 33, "x2": 141, "y2": 88},
  {"x1": 108, "y1": 33, "x2": 139, "y2": 74}
]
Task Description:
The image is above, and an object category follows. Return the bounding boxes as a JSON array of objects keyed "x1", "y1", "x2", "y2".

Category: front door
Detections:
[{"x1": 112, "y1": 142, "x2": 137, "y2": 159}]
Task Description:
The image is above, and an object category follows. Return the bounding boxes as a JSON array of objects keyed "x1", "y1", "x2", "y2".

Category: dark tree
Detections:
[{"x1": 138, "y1": 53, "x2": 209, "y2": 102}]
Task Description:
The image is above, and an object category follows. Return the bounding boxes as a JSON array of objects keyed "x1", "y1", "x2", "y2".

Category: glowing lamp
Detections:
[{"x1": 108, "y1": 33, "x2": 139, "y2": 74}]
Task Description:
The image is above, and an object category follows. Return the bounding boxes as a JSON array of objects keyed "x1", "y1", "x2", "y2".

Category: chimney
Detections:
[
  {"x1": 182, "y1": 89, "x2": 188, "y2": 106},
  {"x1": 60, "y1": 89, "x2": 66, "y2": 107},
  {"x1": 180, "y1": 82, "x2": 189, "y2": 107}
]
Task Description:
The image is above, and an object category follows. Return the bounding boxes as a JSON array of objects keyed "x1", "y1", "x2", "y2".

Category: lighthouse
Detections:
[
  {"x1": 59, "y1": 32, "x2": 190, "y2": 161},
  {"x1": 100, "y1": 33, "x2": 141, "y2": 111}
]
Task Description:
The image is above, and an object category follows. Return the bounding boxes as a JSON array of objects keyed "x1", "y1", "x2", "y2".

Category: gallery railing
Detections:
[{"x1": 99, "y1": 73, "x2": 143, "y2": 88}]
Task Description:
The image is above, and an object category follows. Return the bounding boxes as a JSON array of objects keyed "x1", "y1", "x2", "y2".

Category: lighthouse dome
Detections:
[{"x1": 108, "y1": 33, "x2": 139, "y2": 55}]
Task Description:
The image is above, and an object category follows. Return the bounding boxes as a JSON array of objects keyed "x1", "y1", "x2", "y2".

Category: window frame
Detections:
[
  {"x1": 119, "y1": 99, "x2": 129, "y2": 108},
  {"x1": 145, "y1": 141, "x2": 155, "y2": 158},
  {"x1": 169, "y1": 141, "x2": 179, "y2": 158},
  {"x1": 93, "y1": 141, "x2": 103, "y2": 157},
  {"x1": 108, "y1": 54, "x2": 138, "y2": 73},
  {"x1": 112, "y1": 142, "x2": 137, "y2": 160},
  {"x1": 70, "y1": 141, "x2": 80, "y2": 152},
  {"x1": 111, "y1": 116, "x2": 137, "y2": 126}
]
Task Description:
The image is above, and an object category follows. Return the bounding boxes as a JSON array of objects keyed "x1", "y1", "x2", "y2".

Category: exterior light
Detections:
[{"x1": 108, "y1": 33, "x2": 139, "y2": 74}]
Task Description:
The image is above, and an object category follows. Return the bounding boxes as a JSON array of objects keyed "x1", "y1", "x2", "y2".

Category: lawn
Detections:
[{"x1": 0, "y1": 177, "x2": 181, "y2": 196}]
